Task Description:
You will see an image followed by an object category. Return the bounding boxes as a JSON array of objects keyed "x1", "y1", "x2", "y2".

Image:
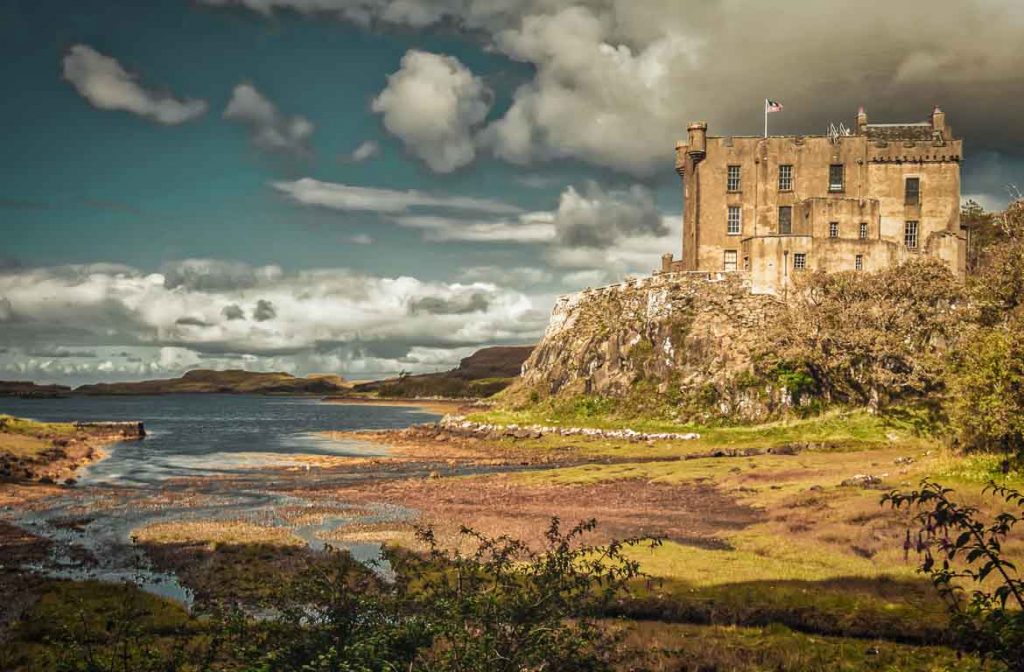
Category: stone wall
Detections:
[{"x1": 511, "y1": 273, "x2": 785, "y2": 422}]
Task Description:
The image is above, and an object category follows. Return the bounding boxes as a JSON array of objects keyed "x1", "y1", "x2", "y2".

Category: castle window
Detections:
[
  {"x1": 793, "y1": 253, "x2": 807, "y2": 270},
  {"x1": 727, "y1": 206, "x2": 741, "y2": 235},
  {"x1": 855, "y1": 254, "x2": 863, "y2": 271},
  {"x1": 724, "y1": 250, "x2": 738, "y2": 272},
  {"x1": 828, "y1": 164, "x2": 844, "y2": 192},
  {"x1": 905, "y1": 177, "x2": 920, "y2": 205},
  {"x1": 778, "y1": 206, "x2": 792, "y2": 234},
  {"x1": 778, "y1": 164, "x2": 793, "y2": 191},
  {"x1": 829, "y1": 221, "x2": 839, "y2": 238},
  {"x1": 905, "y1": 221, "x2": 919, "y2": 249},
  {"x1": 727, "y1": 165, "x2": 741, "y2": 192},
  {"x1": 859, "y1": 222, "x2": 868, "y2": 239}
]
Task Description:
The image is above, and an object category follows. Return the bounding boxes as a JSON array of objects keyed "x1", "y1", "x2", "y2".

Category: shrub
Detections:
[{"x1": 883, "y1": 481, "x2": 1024, "y2": 670}]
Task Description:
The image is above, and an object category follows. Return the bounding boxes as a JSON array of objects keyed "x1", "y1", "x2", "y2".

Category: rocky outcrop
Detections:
[{"x1": 509, "y1": 273, "x2": 786, "y2": 422}]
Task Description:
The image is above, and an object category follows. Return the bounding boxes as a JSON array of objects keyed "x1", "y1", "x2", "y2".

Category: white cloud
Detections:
[
  {"x1": 198, "y1": 0, "x2": 1024, "y2": 176},
  {"x1": 272, "y1": 177, "x2": 521, "y2": 214},
  {"x1": 223, "y1": 83, "x2": 314, "y2": 155},
  {"x1": 62, "y1": 45, "x2": 207, "y2": 125},
  {"x1": 349, "y1": 140, "x2": 380, "y2": 162},
  {"x1": 372, "y1": 50, "x2": 491, "y2": 172},
  {"x1": 391, "y1": 212, "x2": 555, "y2": 242},
  {"x1": 0, "y1": 261, "x2": 546, "y2": 385}
]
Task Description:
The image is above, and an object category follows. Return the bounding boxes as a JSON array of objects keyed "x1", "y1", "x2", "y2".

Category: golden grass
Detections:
[{"x1": 132, "y1": 519, "x2": 304, "y2": 547}]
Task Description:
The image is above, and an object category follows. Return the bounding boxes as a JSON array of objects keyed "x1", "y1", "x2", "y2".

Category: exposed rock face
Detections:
[{"x1": 512, "y1": 273, "x2": 784, "y2": 421}]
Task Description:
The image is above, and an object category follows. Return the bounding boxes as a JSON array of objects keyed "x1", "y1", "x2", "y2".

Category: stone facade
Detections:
[{"x1": 664, "y1": 107, "x2": 966, "y2": 294}]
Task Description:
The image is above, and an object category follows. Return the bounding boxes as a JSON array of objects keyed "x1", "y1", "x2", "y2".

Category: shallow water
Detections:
[{"x1": 0, "y1": 395, "x2": 441, "y2": 605}]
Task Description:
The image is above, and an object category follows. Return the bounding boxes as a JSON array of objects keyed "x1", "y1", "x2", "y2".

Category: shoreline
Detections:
[{"x1": 321, "y1": 396, "x2": 474, "y2": 416}]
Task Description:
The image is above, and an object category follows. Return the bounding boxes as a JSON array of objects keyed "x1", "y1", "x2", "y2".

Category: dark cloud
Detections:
[
  {"x1": 221, "y1": 304, "x2": 246, "y2": 320},
  {"x1": 175, "y1": 316, "x2": 212, "y2": 327},
  {"x1": 161, "y1": 259, "x2": 282, "y2": 291},
  {"x1": 553, "y1": 183, "x2": 665, "y2": 249},
  {"x1": 253, "y1": 299, "x2": 277, "y2": 321},
  {"x1": 409, "y1": 292, "x2": 489, "y2": 315}
]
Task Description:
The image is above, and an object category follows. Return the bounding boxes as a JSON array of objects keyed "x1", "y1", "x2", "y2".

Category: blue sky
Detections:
[{"x1": 2, "y1": 0, "x2": 1023, "y2": 384}]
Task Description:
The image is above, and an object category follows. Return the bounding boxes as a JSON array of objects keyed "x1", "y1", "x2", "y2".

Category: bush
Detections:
[{"x1": 883, "y1": 481, "x2": 1024, "y2": 671}]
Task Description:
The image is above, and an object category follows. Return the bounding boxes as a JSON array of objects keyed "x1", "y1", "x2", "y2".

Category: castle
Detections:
[{"x1": 662, "y1": 106, "x2": 967, "y2": 294}]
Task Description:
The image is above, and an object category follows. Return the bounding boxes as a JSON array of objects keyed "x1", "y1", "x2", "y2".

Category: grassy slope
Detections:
[
  {"x1": 464, "y1": 406, "x2": 1022, "y2": 654},
  {"x1": 0, "y1": 415, "x2": 77, "y2": 458}
]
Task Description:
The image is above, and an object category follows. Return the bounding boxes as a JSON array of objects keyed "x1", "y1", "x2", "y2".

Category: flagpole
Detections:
[{"x1": 763, "y1": 99, "x2": 768, "y2": 138}]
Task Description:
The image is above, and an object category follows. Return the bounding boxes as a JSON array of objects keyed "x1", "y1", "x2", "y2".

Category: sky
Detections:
[{"x1": 2, "y1": 0, "x2": 1023, "y2": 385}]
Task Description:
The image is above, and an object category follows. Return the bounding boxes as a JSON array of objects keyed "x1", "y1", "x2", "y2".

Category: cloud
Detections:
[
  {"x1": 349, "y1": 140, "x2": 379, "y2": 162},
  {"x1": 253, "y1": 299, "x2": 277, "y2": 321},
  {"x1": 62, "y1": 45, "x2": 207, "y2": 125},
  {"x1": 223, "y1": 83, "x2": 314, "y2": 155},
  {"x1": 0, "y1": 261, "x2": 546, "y2": 384},
  {"x1": 161, "y1": 259, "x2": 283, "y2": 291},
  {"x1": 372, "y1": 50, "x2": 491, "y2": 172},
  {"x1": 199, "y1": 0, "x2": 1024, "y2": 175},
  {"x1": 272, "y1": 178, "x2": 521, "y2": 215},
  {"x1": 390, "y1": 212, "x2": 556, "y2": 242},
  {"x1": 344, "y1": 233, "x2": 375, "y2": 245},
  {"x1": 457, "y1": 266, "x2": 553, "y2": 287},
  {"x1": 550, "y1": 183, "x2": 665, "y2": 248}
]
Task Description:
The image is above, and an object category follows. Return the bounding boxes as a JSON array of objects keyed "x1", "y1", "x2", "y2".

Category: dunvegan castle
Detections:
[{"x1": 662, "y1": 106, "x2": 966, "y2": 294}]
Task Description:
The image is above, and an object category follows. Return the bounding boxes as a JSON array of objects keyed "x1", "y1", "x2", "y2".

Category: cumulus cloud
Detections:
[
  {"x1": 62, "y1": 44, "x2": 207, "y2": 125},
  {"x1": 272, "y1": 178, "x2": 520, "y2": 214},
  {"x1": 372, "y1": 50, "x2": 491, "y2": 172},
  {"x1": 0, "y1": 261, "x2": 546, "y2": 384},
  {"x1": 199, "y1": 0, "x2": 1024, "y2": 180},
  {"x1": 349, "y1": 140, "x2": 380, "y2": 162},
  {"x1": 550, "y1": 183, "x2": 665, "y2": 248},
  {"x1": 223, "y1": 83, "x2": 314, "y2": 155}
]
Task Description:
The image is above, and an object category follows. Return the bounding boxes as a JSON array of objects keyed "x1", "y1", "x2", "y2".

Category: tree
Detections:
[
  {"x1": 969, "y1": 198, "x2": 1024, "y2": 326},
  {"x1": 759, "y1": 258, "x2": 966, "y2": 410},
  {"x1": 883, "y1": 481, "x2": 1024, "y2": 671}
]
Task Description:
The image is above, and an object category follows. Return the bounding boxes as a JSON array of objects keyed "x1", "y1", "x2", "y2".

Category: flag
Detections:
[{"x1": 765, "y1": 99, "x2": 783, "y2": 113}]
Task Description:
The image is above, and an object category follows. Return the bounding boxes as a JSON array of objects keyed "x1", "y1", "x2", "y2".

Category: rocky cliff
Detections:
[{"x1": 509, "y1": 274, "x2": 784, "y2": 422}]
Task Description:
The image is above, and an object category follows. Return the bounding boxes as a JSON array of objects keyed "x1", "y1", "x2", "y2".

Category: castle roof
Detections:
[{"x1": 862, "y1": 122, "x2": 935, "y2": 142}]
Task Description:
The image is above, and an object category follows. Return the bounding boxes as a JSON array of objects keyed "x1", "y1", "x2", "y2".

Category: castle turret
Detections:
[{"x1": 687, "y1": 122, "x2": 707, "y2": 158}]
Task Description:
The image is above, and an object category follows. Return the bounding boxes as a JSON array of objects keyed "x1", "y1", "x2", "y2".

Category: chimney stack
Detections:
[
  {"x1": 931, "y1": 105, "x2": 947, "y2": 139},
  {"x1": 856, "y1": 106, "x2": 868, "y2": 134}
]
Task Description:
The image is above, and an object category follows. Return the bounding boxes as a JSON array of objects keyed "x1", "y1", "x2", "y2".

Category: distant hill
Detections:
[
  {"x1": 0, "y1": 381, "x2": 73, "y2": 398},
  {"x1": 351, "y1": 345, "x2": 534, "y2": 399},
  {"x1": 74, "y1": 369, "x2": 349, "y2": 396}
]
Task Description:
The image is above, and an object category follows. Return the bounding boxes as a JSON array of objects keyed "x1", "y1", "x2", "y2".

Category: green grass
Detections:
[
  {"x1": 623, "y1": 621, "x2": 986, "y2": 671},
  {"x1": 0, "y1": 579, "x2": 201, "y2": 672},
  {"x1": 469, "y1": 407, "x2": 935, "y2": 455},
  {"x1": 0, "y1": 414, "x2": 77, "y2": 458}
]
